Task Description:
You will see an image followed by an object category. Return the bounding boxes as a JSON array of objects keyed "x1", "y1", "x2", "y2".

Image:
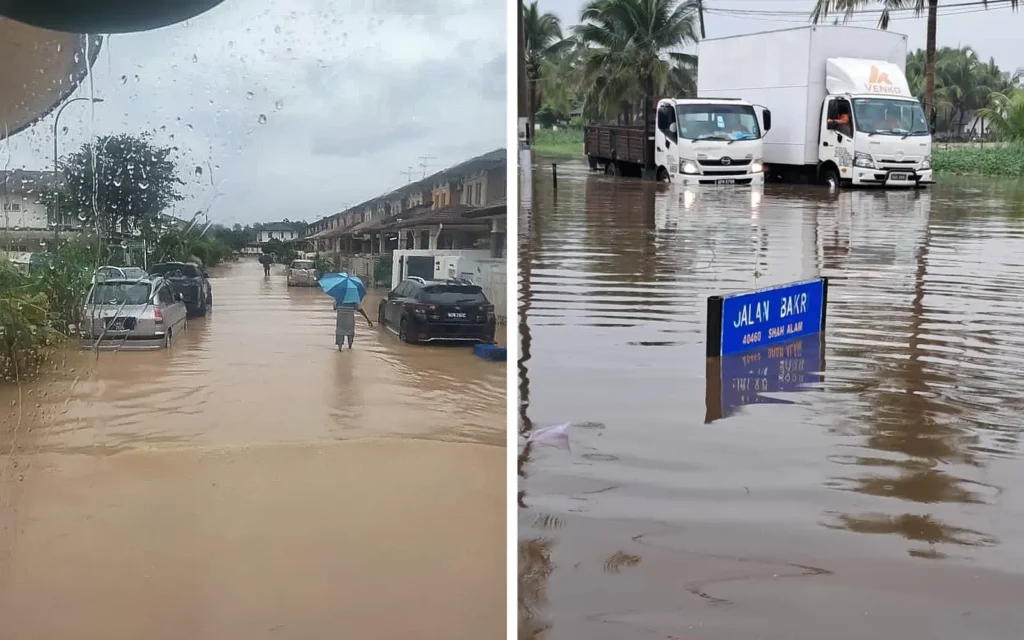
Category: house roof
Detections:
[
  {"x1": 0, "y1": 169, "x2": 61, "y2": 196},
  {"x1": 259, "y1": 222, "x2": 297, "y2": 232},
  {"x1": 383, "y1": 204, "x2": 489, "y2": 230},
  {"x1": 461, "y1": 198, "x2": 507, "y2": 219},
  {"x1": 302, "y1": 148, "x2": 506, "y2": 238}
]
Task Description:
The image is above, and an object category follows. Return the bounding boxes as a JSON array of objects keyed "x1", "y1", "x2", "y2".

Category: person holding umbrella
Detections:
[{"x1": 319, "y1": 273, "x2": 373, "y2": 350}]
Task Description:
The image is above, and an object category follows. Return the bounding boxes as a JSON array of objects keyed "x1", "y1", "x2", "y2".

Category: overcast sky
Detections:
[
  {"x1": 3, "y1": 0, "x2": 505, "y2": 226},
  {"x1": 540, "y1": 0, "x2": 1021, "y2": 74}
]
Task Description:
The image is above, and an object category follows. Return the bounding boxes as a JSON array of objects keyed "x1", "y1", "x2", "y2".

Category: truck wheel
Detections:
[
  {"x1": 821, "y1": 165, "x2": 842, "y2": 189},
  {"x1": 604, "y1": 161, "x2": 620, "y2": 176},
  {"x1": 656, "y1": 167, "x2": 670, "y2": 182}
]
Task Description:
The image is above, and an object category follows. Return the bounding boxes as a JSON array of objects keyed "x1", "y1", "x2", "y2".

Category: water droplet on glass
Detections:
[
  {"x1": 274, "y1": 99, "x2": 284, "y2": 111},
  {"x1": 192, "y1": 53, "x2": 198, "y2": 63},
  {"x1": 246, "y1": 91, "x2": 255, "y2": 100},
  {"x1": 74, "y1": 52, "x2": 81, "y2": 64},
  {"x1": 257, "y1": 114, "x2": 267, "y2": 125},
  {"x1": 274, "y1": 25, "x2": 282, "y2": 34},
  {"x1": 77, "y1": 212, "x2": 88, "y2": 221},
  {"x1": 186, "y1": 123, "x2": 194, "y2": 130},
  {"x1": 61, "y1": 126, "x2": 69, "y2": 135},
  {"x1": 120, "y1": 240, "x2": 128, "y2": 248},
  {"x1": 113, "y1": 178, "x2": 122, "y2": 187},
  {"x1": 139, "y1": 181, "x2": 149, "y2": 190}
]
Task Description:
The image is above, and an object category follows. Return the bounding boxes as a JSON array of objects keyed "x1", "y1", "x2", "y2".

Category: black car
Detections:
[
  {"x1": 149, "y1": 262, "x2": 212, "y2": 317},
  {"x1": 378, "y1": 277, "x2": 495, "y2": 344}
]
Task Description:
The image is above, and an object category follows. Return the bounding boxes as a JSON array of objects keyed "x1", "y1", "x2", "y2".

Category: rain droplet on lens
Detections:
[
  {"x1": 195, "y1": 165, "x2": 203, "y2": 176},
  {"x1": 257, "y1": 114, "x2": 267, "y2": 125},
  {"x1": 61, "y1": 126, "x2": 69, "y2": 135},
  {"x1": 274, "y1": 99, "x2": 284, "y2": 111},
  {"x1": 246, "y1": 91, "x2": 255, "y2": 100},
  {"x1": 77, "y1": 212, "x2": 88, "y2": 221},
  {"x1": 192, "y1": 53, "x2": 198, "y2": 63},
  {"x1": 120, "y1": 75, "x2": 128, "y2": 84},
  {"x1": 274, "y1": 25, "x2": 281, "y2": 34},
  {"x1": 139, "y1": 181, "x2": 149, "y2": 190}
]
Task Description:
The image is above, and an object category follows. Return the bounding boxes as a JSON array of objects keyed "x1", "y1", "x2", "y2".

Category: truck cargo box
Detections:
[{"x1": 697, "y1": 25, "x2": 907, "y2": 166}]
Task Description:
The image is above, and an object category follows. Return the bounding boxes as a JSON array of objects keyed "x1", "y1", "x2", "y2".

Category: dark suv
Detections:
[
  {"x1": 379, "y1": 277, "x2": 495, "y2": 344},
  {"x1": 149, "y1": 262, "x2": 212, "y2": 317}
]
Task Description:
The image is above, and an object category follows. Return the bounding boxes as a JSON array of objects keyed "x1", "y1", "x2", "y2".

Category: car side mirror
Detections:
[
  {"x1": 174, "y1": 293, "x2": 183, "y2": 302},
  {"x1": 762, "y1": 109, "x2": 772, "y2": 133}
]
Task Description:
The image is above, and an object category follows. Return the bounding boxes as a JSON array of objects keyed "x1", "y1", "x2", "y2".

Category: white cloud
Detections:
[{"x1": 4, "y1": 0, "x2": 506, "y2": 225}]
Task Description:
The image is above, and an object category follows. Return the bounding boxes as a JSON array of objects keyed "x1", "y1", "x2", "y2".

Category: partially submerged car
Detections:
[
  {"x1": 286, "y1": 259, "x2": 319, "y2": 287},
  {"x1": 148, "y1": 261, "x2": 212, "y2": 317},
  {"x1": 378, "y1": 277, "x2": 496, "y2": 344},
  {"x1": 79, "y1": 276, "x2": 188, "y2": 350},
  {"x1": 92, "y1": 265, "x2": 147, "y2": 283}
]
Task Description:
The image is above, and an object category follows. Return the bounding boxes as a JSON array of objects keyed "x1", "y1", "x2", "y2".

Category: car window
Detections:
[
  {"x1": 291, "y1": 260, "x2": 315, "y2": 269},
  {"x1": 419, "y1": 285, "x2": 487, "y2": 305},
  {"x1": 396, "y1": 282, "x2": 411, "y2": 297},
  {"x1": 88, "y1": 282, "x2": 152, "y2": 305},
  {"x1": 150, "y1": 263, "x2": 201, "y2": 278},
  {"x1": 157, "y1": 285, "x2": 174, "y2": 305}
]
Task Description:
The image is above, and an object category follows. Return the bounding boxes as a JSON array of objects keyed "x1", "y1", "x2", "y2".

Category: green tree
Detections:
[
  {"x1": 59, "y1": 133, "x2": 184, "y2": 238},
  {"x1": 976, "y1": 89, "x2": 1024, "y2": 142},
  {"x1": 810, "y1": 0, "x2": 1019, "y2": 121},
  {"x1": 574, "y1": 0, "x2": 699, "y2": 129},
  {"x1": 523, "y1": 1, "x2": 571, "y2": 139}
]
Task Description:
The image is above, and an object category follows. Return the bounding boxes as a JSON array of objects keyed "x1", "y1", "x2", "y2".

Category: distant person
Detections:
[
  {"x1": 334, "y1": 300, "x2": 373, "y2": 350},
  {"x1": 259, "y1": 252, "x2": 272, "y2": 276}
]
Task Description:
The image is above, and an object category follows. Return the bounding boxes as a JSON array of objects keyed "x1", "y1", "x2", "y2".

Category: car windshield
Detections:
[
  {"x1": 677, "y1": 103, "x2": 760, "y2": 141},
  {"x1": 121, "y1": 267, "x2": 147, "y2": 280},
  {"x1": 292, "y1": 260, "x2": 315, "y2": 269},
  {"x1": 419, "y1": 285, "x2": 487, "y2": 304},
  {"x1": 88, "y1": 282, "x2": 152, "y2": 306},
  {"x1": 150, "y1": 263, "x2": 201, "y2": 278},
  {"x1": 852, "y1": 98, "x2": 929, "y2": 135}
]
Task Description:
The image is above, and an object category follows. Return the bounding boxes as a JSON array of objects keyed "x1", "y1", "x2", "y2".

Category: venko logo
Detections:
[{"x1": 866, "y1": 65, "x2": 901, "y2": 94}]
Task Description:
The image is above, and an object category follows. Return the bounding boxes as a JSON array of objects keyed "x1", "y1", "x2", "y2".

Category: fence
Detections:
[{"x1": 335, "y1": 254, "x2": 393, "y2": 289}]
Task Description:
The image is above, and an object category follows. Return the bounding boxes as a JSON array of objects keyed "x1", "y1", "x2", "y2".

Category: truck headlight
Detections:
[
  {"x1": 854, "y1": 152, "x2": 876, "y2": 169},
  {"x1": 750, "y1": 160, "x2": 763, "y2": 173},
  {"x1": 921, "y1": 155, "x2": 931, "y2": 170},
  {"x1": 681, "y1": 161, "x2": 698, "y2": 174}
]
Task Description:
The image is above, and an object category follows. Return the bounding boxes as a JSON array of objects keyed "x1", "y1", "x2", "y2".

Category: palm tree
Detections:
[
  {"x1": 810, "y1": 0, "x2": 1019, "y2": 123},
  {"x1": 976, "y1": 89, "x2": 1024, "y2": 142},
  {"x1": 574, "y1": 0, "x2": 700, "y2": 172},
  {"x1": 523, "y1": 1, "x2": 570, "y2": 140}
]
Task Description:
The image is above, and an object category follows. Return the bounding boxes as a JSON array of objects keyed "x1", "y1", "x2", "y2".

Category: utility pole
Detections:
[
  {"x1": 402, "y1": 166, "x2": 416, "y2": 184},
  {"x1": 697, "y1": 0, "x2": 706, "y2": 39},
  {"x1": 418, "y1": 155, "x2": 436, "y2": 179}
]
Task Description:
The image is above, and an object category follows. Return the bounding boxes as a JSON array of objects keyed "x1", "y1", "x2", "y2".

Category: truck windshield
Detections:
[
  {"x1": 676, "y1": 104, "x2": 760, "y2": 141},
  {"x1": 852, "y1": 98, "x2": 929, "y2": 136}
]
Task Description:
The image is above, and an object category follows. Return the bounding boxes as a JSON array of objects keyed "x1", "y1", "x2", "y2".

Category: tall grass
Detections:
[{"x1": 932, "y1": 145, "x2": 1024, "y2": 177}]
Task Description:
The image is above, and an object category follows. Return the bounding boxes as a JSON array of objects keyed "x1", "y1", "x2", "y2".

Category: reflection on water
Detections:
[{"x1": 519, "y1": 161, "x2": 1024, "y2": 639}]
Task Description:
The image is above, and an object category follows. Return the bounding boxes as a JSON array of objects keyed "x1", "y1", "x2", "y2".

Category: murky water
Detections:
[
  {"x1": 0, "y1": 259, "x2": 505, "y2": 639},
  {"x1": 519, "y1": 161, "x2": 1024, "y2": 640}
]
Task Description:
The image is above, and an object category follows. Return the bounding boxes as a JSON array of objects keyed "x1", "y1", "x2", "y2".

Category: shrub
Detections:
[
  {"x1": 932, "y1": 145, "x2": 1024, "y2": 177},
  {"x1": 0, "y1": 262, "x2": 56, "y2": 382}
]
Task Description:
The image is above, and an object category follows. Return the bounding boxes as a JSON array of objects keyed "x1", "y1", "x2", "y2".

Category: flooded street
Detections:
[
  {"x1": 519, "y1": 161, "x2": 1024, "y2": 639},
  {"x1": 0, "y1": 259, "x2": 505, "y2": 639}
]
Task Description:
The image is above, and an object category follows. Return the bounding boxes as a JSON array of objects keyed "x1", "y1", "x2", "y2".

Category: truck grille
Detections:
[
  {"x1": 698, "y1": 158, "x2": 752, "y2": 167},
  {"x1": 701, "y1": 169, "x2": 748, "y2": 176}
]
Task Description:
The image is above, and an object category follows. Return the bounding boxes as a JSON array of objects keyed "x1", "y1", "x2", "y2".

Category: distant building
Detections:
[
  {"x1": 0, "y1": 170, "x2": 59, "y2": 230},
  {"x1": 256, "y1": 223, "x2": 299, "y2": 243}
]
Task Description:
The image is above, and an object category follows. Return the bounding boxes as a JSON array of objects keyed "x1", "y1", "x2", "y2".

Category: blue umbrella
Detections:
[{"x1": 319, "y1": 272, "x2": 366, "y2": 305}]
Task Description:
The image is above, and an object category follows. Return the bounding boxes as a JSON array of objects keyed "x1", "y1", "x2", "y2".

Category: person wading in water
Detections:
[
  {"x1": 259, "y1": 252, "x2": 272, "y2": 276},
  {"x1": 334, "y1": 300, "x2": 373, "y2": 350}
]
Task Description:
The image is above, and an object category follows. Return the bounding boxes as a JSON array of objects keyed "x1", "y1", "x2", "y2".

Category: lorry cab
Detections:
[
  {"x1": 818, "y1": 58, "x2": 933, "y2": 188},
  {"x1": 654, "y1": 98, "x2": 770, "y2": 187}
]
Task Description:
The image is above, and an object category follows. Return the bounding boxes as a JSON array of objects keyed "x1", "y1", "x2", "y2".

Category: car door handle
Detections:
[{"x1": 822, "y1": 141, "x2": 829, "y2": 147}]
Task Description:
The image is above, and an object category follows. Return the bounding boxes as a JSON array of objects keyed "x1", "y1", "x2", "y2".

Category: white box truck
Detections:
[
  {"x1": 698, "y1": 25, "x2": 933, "y2": 188},
  {"x1": 583, "y1": 97, "x2": 771, "y2": 186}
]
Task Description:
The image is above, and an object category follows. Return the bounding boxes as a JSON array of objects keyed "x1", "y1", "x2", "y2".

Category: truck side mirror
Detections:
[{"x1": 762, "y1": 109, "x2": 772, "y2": 133}]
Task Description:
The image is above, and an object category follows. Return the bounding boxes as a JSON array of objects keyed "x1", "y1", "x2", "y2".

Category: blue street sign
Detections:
[
  {"x1": 706, "y1": 277, "x2": 828, "y2": 357},
  {"x1": 704, "y1": 333, "x2": 825, "y2": 423}
]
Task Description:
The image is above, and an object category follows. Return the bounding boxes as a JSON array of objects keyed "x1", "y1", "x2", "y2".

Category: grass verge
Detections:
[
  {"x1": 932, "y1": 145, "x2": 1024, "y2": 177},
  {"x1": 532, "y1": 128, "x2": 584, "y2": 158}
]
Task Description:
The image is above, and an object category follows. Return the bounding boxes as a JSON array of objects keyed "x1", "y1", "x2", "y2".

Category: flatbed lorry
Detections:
[{"x1": 583, "y1": 97, "x2": 771, "y2": 186}]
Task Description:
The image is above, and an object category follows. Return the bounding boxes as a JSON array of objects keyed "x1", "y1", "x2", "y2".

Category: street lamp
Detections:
[{"x1": 53, "y1": 96, "x2": 103, "y2": 243}]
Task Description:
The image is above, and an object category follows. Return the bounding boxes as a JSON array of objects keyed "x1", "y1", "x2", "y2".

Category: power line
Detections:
[
  {"x1": 418, "y1": 154, "x2": 436, "y2": 179},
  {"x1": 706, "y1": 0, "x2": 1018, "y2": 22}
]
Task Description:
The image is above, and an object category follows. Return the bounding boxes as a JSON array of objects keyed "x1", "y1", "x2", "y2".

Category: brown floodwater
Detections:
[
  {"x1": 518, "y1": 161, "x2": 1024, "y2": 640},
  {"x1": 0, "y1": 258, "x2": 505, "y2": 639}
]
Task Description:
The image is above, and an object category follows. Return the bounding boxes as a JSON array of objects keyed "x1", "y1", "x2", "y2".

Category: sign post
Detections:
[{"x1": 706, "y1": 277, "x2": 828, "y2": 358}]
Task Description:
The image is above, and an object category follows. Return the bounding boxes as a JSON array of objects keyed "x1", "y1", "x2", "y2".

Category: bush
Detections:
[
  {"x1": 532, "y1": 127, "x2": 584, "y2": 158},
  {"x1": 932, "y1": 145, "x2": 1024, "y2": 177},
  {"x1": 0, "y1": 262, "x2": 56, "y2": 382}
]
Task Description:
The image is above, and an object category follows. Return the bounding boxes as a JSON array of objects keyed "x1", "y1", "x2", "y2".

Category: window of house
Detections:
[{"x1": 3, "y1": 203, "x2": 21, "y2": 212}]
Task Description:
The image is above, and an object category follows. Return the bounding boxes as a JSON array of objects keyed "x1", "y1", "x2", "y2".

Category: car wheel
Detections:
[
  {"x1": 164, "y1": 329, "x2": 172, "y2": 349},
  {"x1": 399, "y1": 316, "x2": 416, "y2": 344},
  {"x1": 195, "y1": 301, "x2": 208, "y2": 317},
  {"x1": 378, "y1": 302, "x2": 387, "y2": 326}
]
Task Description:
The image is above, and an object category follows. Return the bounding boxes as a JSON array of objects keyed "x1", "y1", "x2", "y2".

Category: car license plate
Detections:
[
  {"x1": 447, "y1": 312, "x2": 467, "y2": 319},
  {"x1": 105, "y1": 318, "x2": 125, "y2": 330},
  {"x1": 716, "y1": 179, "x2": 736, "y2": 185},
  {"x1": 889, "y1": 172, "x2": 911, "y2": 181}
]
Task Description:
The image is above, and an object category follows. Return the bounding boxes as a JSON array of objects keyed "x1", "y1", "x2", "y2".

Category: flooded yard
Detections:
[
  {"x1": 1, "y1": 259, "x2": 505, "y2": 639},
  {"x1": 518, "y1": 160, "x2": 1024, "y2": 639}
]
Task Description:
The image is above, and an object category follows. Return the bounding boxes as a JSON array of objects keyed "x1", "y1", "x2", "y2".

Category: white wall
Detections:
[
  {"x1": 1, "y1": 198, "x2": 48, "y2": 229},
  {"x1": 390, "y1": 249, "x2": 506, "y2": 323},
  {"x1": 257, "y1": 229, "x2": 298, "y2": 243}
]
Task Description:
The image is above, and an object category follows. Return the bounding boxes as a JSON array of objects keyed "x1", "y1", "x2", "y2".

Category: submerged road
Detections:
[
  {"x1": 519, "y1": 162, "x2": 1024, "y2": 640},
  {"x1": 0, "y1": 259, "x2": 505, "y2": 639}
]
